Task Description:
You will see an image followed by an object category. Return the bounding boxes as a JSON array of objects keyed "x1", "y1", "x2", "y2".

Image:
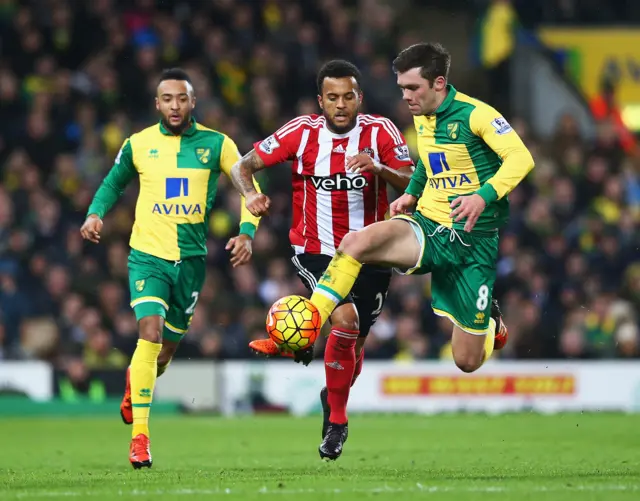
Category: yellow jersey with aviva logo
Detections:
[
  {"x1": 87, "y1": 118, "x2": 261, "y2": 261},
  {"x1": 408, "y1": 85, "x2": 534, "y2": 231}
]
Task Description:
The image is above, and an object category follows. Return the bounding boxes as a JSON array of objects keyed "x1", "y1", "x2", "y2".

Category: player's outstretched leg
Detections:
[
  {"x1": 310, "y1": 220, "x2": 420, "y2": 329},
  {"x1": 121, "y1": 340, "x2": 179, "y2": 425}
]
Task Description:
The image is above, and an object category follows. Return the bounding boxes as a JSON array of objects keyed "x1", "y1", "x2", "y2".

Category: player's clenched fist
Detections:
[
  {"x1": 390, "y1": 193, "x2": 417, "y2": 217},
  {"x1": 80, "y1": 214, "x2": 103, "y2": 243},
  {"x1": 245, "y1": 191, "x2": 271, "y2": 217}
]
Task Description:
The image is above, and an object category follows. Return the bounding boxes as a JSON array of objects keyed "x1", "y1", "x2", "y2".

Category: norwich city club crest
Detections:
[
  {"x1": 135, "y1": 279, "x2": 145, "y2": 292},
  {"x1": 196, "y1": 147, "x2": 211, "y2": 164},
  {"x1": 446, "y1": 122, "x2": 460, "y2": 140}
]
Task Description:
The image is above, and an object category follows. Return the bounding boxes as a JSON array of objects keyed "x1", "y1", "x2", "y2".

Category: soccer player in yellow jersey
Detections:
[
  {"x1": 80, "y1": 68, "x2": 263, "y2": 469},
  {"x1": 245, "y1": 43, "x2": 534, "y2": 458}
]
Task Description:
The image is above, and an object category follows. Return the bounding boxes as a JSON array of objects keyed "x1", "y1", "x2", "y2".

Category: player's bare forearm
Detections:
[
  {"x1": 231, "y1": 149, "x2": 264, "y2": 196},
  {"x1": 376, "y1": 165, "x2": 414, "y2": 192},
  {"x1": 346, "y1": 155, "x2": 413, "y2": 192}
]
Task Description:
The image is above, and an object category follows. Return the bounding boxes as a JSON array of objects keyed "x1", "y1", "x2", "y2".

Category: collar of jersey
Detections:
[
  {"x1": 158, "y1": 117, "x2": 197, "y2": 137},
  {"x1": 324, "y1": 115, "x2": 361, "y2": 139},
  {"x1": 433, "y1": 84, "x2": 457, "y2": 115}
]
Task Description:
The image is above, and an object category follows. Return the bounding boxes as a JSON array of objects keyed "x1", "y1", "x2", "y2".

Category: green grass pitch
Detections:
[{"x1": 0, "y1": 413, "x2": 639, "y2": 500}]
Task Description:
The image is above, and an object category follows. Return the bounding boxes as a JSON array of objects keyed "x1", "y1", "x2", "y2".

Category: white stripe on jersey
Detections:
[
  {"x1": 370, "y1": 126, "x2": 380, "y2": 222},
  {"x1": 346, "y1": 126, "x2": 364, "y2": 233},
  {"x1": 297, "y1": 129, "x2": 311, "y2": 248},
  {"x1": 359, "y1": 115, "x2": 403, "y2": 145},
  {"x1": 315, "y1": 127, "x2": 335, "y2": 255},
  {"x1": 278, "y1": 116, "x2": 324, "y2": 138},
  {"x1": 302, "y1": 178, "x2": 308, "y2": 246},
  {"x1": 276, "y1": 115, "x2": 309, "y2": 137},
  {"x1": 296, "y1": 129, "x2": 310, "y2": 175}
]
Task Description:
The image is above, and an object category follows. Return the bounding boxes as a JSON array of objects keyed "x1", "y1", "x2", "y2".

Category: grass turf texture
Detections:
[{"x1": 0, "y1": 414, "x2": 638, "y2": 500}]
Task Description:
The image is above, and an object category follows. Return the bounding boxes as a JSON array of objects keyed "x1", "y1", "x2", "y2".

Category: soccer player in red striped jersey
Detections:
[{"x1": 231, "y1": 60, "x2": 414, "y2": 460}]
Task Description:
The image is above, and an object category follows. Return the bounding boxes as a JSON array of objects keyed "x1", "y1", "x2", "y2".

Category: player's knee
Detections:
[
  {"x1": 453, "y1": 352, "x2": 483, "y2": 373},
  {"x1": 338, "y1": 231, "x2": 368, "y2": 262},
  {"x1": 138, "y1": 316, "x2": 163, "y2": 344},
  {"x1": 331, "y1": 303, "x2": 359, "y2": 333}
]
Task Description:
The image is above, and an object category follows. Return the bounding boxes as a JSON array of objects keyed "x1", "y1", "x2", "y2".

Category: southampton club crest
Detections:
[
  {"x1": 196, "y1": 147, "x2": 211, "y2": 164},
  {"x1": 360, "y1": 147, "x2": 374, "y2": 158}
]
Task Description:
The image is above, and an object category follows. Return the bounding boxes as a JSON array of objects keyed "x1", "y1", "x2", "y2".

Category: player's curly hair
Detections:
[
  {"x1": 159, "y1": 68, "x2": 192, "y2": 84},
  {"x1": 392, "y1": 43, "x2": 450, "y2": 85},
  {"x1": 316, "y1": 60, "x2": 362, "y2": 94}
]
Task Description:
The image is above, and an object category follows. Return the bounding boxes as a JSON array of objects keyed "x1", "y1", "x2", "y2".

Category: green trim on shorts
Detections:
[{"x1": 432, "y1": 307, "x2": 489, "y2": 335}]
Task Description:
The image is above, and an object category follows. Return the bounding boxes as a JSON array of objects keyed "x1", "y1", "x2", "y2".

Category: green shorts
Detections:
[
  {"x1": 393, "y1": 212, "x2": 499, "y2": 334},
  {"x1": 128, "y1": 249, "x2": 206, "y2": 342}
]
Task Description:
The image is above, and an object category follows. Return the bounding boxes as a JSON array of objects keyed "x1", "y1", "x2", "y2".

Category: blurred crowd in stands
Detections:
[{"x1": 0, "y1": 0, "x2": 638, "y2": 373}]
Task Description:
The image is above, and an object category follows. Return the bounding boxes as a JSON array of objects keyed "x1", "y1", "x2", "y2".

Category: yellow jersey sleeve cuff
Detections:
[
  {"x1": 239, "y1": 222, "x2": 256, "y2": 239},
  {"x1": 476, "y1": 182, "x2": 499, "y2": 204}
]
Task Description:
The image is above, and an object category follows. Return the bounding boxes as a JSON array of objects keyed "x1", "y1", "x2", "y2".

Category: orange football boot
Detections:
[
  {"x1": 491, "y1": 299, "x2": 509, "y2": 350},
  {"x1": 249, "y1": 338, "x2": 294, "y2": 359},
  {"x1": 129, "y1": 433, "x2": 152, "y2": 469},
  {"x1": 120, "y1": 366, "x2": 132, "y2": 425}
]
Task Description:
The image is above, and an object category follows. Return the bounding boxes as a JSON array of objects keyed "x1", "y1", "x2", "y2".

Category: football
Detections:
[{"x1": 266, "y1": 295, "x2": 321, "y2": 352}]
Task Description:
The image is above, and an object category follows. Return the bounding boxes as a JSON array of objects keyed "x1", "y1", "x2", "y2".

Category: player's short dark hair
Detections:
[
  {"x1": 316, "y1": 60, "x2": 362, "y2": 94},
  {"x1": 392, "y1": 43, "x2": 451, "y2": 83},
  {"x1": 159, "y1": 68, "x2": 192, "y2": 85}
]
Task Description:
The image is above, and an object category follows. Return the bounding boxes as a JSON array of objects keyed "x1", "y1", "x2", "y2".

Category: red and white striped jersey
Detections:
[{"x1": 254, "y1": 114, "x2": 413, "y2": 256}]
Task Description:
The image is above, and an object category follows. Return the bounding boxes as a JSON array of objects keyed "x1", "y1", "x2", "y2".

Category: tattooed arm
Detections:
[
  {"x1": 231, "y1": 149, "x2": 265, "y2": 195},
  {"x1": 230, "y1": 149, "x2": 271, "y2": 217}
]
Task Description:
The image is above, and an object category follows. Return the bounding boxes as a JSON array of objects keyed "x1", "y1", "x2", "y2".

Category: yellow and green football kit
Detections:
[
  {"x1": 88, "y1": 118, "x2": 261, "y2": 341},
  {"x1": 309, "y1": 85, "x2": 534, "y2": 339},
  {"x1": 395, "y1": 85, "x2": 534, "y2": 333}
]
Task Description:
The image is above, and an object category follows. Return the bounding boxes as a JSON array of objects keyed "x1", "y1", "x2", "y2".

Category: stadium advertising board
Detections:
[
  {"x1": 0, "y1": 361, "x2": 53, "y2": 401},
  {"x1": 537, "y1": 28, "x2": 640, "y2": 107},
  {"x1": 220, "y1": 361, "x2": 640, "y2": 415}
]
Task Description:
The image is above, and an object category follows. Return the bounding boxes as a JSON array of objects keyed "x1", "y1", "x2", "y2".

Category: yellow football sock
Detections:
[
  {"x1": 310, "y1": 251, "x2": 362, "y2": 325},
  {"x1": 481, "y1": 317, "x2": 496, "y2": 365},
  {"x1": 130, "y1": 339, "x2": 162, "y2": 438},
  {"x1": 157, "y1": 358, "x2": 171, "y2": 377}
]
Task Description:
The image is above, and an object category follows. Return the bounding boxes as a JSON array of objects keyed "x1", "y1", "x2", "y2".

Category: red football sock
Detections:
[
  {"x1": 324, "y1": 328, "x2": 358, "y2": 424},
  {"x1": 351, "y1": 348, "x2": 364, "y2": 387}
]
